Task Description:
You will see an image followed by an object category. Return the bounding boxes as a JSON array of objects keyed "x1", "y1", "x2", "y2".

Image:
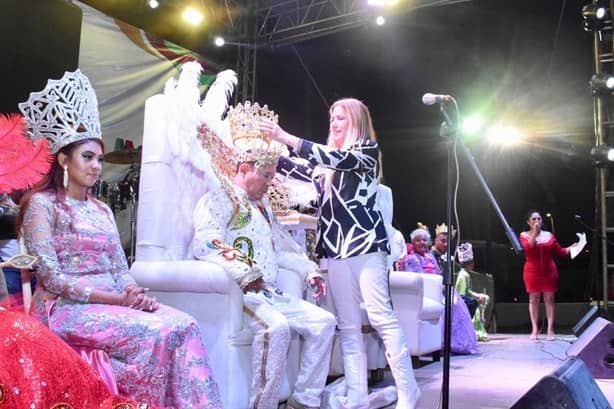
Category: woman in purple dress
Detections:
[{"x1": 399, "y1": 226, "x2": 479, "y2": 355}]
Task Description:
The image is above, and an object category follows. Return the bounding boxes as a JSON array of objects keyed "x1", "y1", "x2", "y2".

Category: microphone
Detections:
[{"x1": 422, "y1": 93, "x2": 452, "y2": 105}]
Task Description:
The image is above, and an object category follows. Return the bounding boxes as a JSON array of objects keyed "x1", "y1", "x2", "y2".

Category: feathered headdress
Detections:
[{"x1": 0, "y1": 114, "x2": 52, "y2": 193}]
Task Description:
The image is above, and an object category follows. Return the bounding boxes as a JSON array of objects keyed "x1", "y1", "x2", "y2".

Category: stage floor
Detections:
[{"x1": 376, "y1": 333, "x2": 614, "y2": 409}]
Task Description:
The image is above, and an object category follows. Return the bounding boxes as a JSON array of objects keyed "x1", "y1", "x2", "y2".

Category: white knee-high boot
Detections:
[
  {"x1": 387, "y1": 349, "x2": 420, "y2": 409},
  {"x1": 338, "y1": 352, "x2": 369, "y2": 409}
]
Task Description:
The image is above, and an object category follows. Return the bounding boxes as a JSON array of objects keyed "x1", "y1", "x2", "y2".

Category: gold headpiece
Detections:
[
  {"x1": 435, "y1": 222, "x2": 456, "y2": 238},
  {"x1": 227, "y1": 101, "x2": 283, "y2": 168}
]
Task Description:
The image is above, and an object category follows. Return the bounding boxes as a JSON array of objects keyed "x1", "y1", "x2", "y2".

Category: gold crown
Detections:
[
  {"x1": 227, "y1": 101, "x2": 283, "y2": 167},
  {"x1": 435, "y1": 222, "x2": 456, "y2": 238}
]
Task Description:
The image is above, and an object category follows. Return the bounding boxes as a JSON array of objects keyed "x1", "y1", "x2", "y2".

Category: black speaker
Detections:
[
  {"x1": 568, "y1": 317, "x2": 614, "y2": 379},
  {"x1": 510, "y1": 357, "x2": 611, "y2": 409},
  {"x1": 0, "y1": 0, "x2": 82, "y2": 114},
  {"x1": 573, "y1": 306, "x2": 604, "y2": 337}
]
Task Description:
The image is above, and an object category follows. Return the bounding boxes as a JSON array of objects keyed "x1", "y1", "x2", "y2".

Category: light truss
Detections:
[
  {"x1": 220, "y1": 0, "x2": 469, "y2": 100},
  {"x1": 253, "y1": 0, "x2": 470, "y2": 46}
]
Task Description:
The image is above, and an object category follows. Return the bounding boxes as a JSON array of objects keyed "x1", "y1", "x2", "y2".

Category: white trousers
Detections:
[
  {"x1": 328, "y1": 252, "x2": 420, "y2": 409},
  {"x1": 244, "y1": 289, "x2": 336, "y2": 409}
]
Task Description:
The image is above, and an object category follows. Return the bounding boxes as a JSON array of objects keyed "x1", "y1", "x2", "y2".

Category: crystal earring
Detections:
[{"x1": 63, "y1": 165, "x2": 69, "y2": 189}]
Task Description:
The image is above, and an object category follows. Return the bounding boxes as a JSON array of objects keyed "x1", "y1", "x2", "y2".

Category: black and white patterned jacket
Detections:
[{"x1": 278, "y1": 138, "x2": 389, "y2": 260}]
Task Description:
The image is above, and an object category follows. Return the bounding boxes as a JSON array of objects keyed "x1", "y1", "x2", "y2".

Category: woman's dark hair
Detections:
[
  {"x1": 525, "y1": 209, "x2": 541, "y2": 222},
  {"x1": 17, "y1": 138, "x2": 104, "y2": 235}
]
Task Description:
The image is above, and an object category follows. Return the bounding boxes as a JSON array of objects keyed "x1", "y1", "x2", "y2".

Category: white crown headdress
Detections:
[
  {"x1": 456, "y1": 242, "x2": 473, "y2": 264},
  {"x1": 227, "y1": 101, "x2": 284, "y2": 168},
  {"x1": 18, "y1": 69, "x2": 101, "y2": 154}
]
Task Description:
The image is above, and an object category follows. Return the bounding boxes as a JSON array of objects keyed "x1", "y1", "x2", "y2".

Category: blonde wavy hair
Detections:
[
  {"x1": 323, "y1": 98, "x2": 383, "y2": 193},
  {"x1": 327, "y1": 98, "x2": 377, "y2": 148}
]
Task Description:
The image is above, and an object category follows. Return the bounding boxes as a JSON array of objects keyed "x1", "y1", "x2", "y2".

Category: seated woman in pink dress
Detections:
[
  {"x1": 17, "y1": 70, "x2": 222, "y2": 409},
  {"x1": 399, "y1": 225, "x2": 479, "y2": 355}
]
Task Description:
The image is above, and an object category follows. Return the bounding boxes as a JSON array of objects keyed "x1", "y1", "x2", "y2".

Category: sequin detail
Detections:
[
  {"x1": 229, "y1": 204, "x2": 252, "y2": 230},
  {"x1": 233, "y1": 236, "x2": 255, "y2": 259}
]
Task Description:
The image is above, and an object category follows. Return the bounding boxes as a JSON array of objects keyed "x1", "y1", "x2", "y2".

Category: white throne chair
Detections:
[
  {"x1": 129, "y1": 69, "x2": 300, "y2": 408},
  {"x1": 378, "y1": 184, "x2": 443, "y2": 365}
]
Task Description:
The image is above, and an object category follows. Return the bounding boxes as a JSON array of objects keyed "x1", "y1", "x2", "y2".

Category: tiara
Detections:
[
  {"x1": 456, "y1": 242, "x2": 473, "y2": 263},
  {"x1": 227, "y1": 101, "x2": 283, "y2": 167},
  {"x1": 18, "y1": 69, "x2": 101, "y2": 154}
]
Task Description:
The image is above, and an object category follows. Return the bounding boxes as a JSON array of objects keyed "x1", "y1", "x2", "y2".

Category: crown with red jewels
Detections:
[
  {"x1": 18, "y1": 69, "x2": 101, "y2": 154},
  {"x1": 227, "y1": 101, "x2": 284, "y2": 167}
]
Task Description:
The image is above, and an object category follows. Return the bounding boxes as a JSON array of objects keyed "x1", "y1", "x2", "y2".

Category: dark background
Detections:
[
  {"x1": 11, "y1": 0, "x2": 600, "y2": 304},
  {"x1": 249, "y1": 0, "x2": 598, "y2": 304}
]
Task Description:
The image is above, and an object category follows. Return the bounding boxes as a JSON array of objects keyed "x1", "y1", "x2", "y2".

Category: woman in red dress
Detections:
[{"x1": 520, "y1": 210, "x2": 573, "y2": 341}]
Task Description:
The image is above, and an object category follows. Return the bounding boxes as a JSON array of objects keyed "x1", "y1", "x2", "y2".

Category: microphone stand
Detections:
[
  {"x1": 575, "y1": 216, "x2": 614, "y2": 246},
  {"x1": 439, "y1": 103, "x2": 454, "y2": 409},
  {"x1": 575, "y1": 216, "x2": 613, "y2": 313},
  {"x1": 436, "y1": 100, "x2": 522, "y2": 409}
]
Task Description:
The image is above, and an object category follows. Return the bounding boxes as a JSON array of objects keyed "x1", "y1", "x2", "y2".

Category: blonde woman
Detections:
[{"x1": 262, "y1": 98, "x2": 420, "y2": 409}]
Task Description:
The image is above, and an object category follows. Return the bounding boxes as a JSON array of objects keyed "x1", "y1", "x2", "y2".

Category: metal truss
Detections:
[
  {"x1": 222, "y1": 0, "x2": 468, "y2": 100},
  {"x1": 253, "y1": 0, "x2": 469, "y2": 46},
  {"x1": 589, "y1": 7, "x2": 614, "y2": 313}
]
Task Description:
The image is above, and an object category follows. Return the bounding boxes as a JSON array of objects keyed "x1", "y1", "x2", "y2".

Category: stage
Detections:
[{"x1": 374, "y1": 333, "x2": 614, "y2": 409}]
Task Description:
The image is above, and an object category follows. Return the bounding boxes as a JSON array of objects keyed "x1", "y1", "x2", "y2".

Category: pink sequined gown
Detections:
[{"x1": 21, "y1": 192, "x2": 222, "y2": 409}]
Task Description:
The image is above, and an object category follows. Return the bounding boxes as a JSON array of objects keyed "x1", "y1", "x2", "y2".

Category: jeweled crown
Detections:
[
  {"x1": 456, "y1": 242, "x2": 473, "y2": 264},
  {"x1": 227, "y1": 101, "x2": 283, "y2": 167},
  {"x1": 18, "y1": 69, "x2": 101, "y2": 154}
]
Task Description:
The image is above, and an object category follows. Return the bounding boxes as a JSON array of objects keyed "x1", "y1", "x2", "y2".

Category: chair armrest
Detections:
[
  {"x1": 130, "y1": 260, "x2": 232, "y2": 294},
  {"x1": 389, "y1": 270, "x2": 424, "y2": 295}
]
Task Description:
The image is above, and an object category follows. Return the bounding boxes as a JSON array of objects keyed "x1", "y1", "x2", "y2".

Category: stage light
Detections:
[
  {"x1": 375, "y1": 16, "x2": 386, "y2": 26},
  {"x1": 148, "y1": 0, "x2": 159, "y2": 9},
  {"x1": 590, "y1": 144, "x2": 614, "y2": 166},
  {"x1": 214, "y1": 36, "x2": 225, "y2": 47},
  {"x1": 582, "y1": 2, "x2": 609, "y2": 32},
  {"x1": 368, "y1": 0, "x2": 398, "y2": 6},
  {"x1": 461, "y1": 116, "x2": 484, "y2": 135},
  {"x1": 486, "y1": 125, "x2": 522, "y2": 146},
  {"x1": 590, "y1": 73, "x2": 614, "y2": 94},
  {"x1": 182, "y1": 7, "x2": 203, "y2": 26}
]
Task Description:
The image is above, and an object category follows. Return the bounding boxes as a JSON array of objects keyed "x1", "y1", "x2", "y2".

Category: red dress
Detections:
[
  {"x1": 0, "y1": 308, "x2": 162, "y2": 409},
  {"x1": 519, "y1": 231, "x2": 569, "y2": 293}
]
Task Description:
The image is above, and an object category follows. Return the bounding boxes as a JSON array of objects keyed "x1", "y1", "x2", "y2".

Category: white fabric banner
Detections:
[
  {"x1": 74, "y1": 1, "x2": 221, "y2": 246},
  {"x1": 75, "y1": 0, "x2": 221, "y2": 182}
]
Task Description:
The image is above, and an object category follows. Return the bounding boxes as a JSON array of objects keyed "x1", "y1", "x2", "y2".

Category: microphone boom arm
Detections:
[{"x1": 458, "y1": 137, "x2": 523, "y2": 253}]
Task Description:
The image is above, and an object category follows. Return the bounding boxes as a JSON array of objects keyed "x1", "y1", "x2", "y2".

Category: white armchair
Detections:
[
  {"x1": 389, "y1": 270, "x2": 443, "y2": 364},
  {"x1": 377, "y1": 184, "x2": 443, "y2": 365},
  {"x1": 129, "y1": 92, "x2": 298, "y2": 409}
]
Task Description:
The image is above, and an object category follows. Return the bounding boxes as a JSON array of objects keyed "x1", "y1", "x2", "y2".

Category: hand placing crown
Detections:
[{"x1": 227, "y1": 101, "x2": 285, "y2": 168}]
